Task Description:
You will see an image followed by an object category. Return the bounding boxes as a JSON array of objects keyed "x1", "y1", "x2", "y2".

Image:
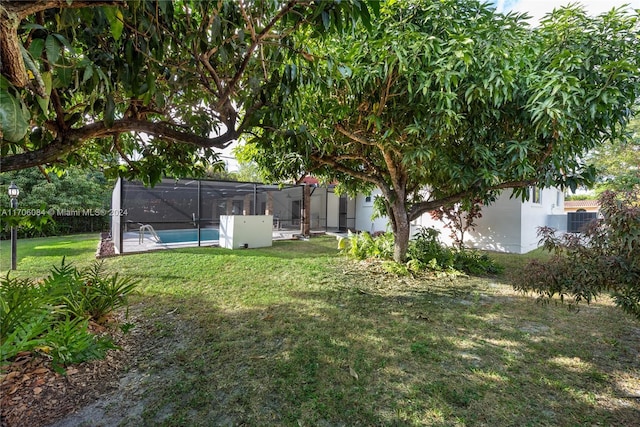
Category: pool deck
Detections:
[{"x1": 120, "y1": 229, "x2": 306, "y2": 254}]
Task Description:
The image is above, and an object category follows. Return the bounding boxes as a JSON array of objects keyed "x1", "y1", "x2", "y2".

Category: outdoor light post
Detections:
[{"x1": 8, "y1": 182, "x2": 19, "y2": 270}]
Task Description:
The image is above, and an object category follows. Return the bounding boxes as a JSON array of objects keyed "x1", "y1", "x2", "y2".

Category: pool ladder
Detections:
[{"x1": 139, "y1": 224, "x2": 161, "y2": 244}]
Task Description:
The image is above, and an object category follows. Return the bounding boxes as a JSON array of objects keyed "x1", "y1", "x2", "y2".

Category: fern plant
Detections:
[{"x1": 0, "y1": 258, "x2": 137, "y2": 369}]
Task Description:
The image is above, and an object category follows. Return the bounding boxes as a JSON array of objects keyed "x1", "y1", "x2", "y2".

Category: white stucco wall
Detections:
[
  {"x1": 519, "y1": 187, "x2": 564, "y2": 252},
  {"x1": 465, "y1": 192, "x2": 523, "y2": 253},
  {"x1": 327, "y1": 191, "x2": 340, "y2": 229},
  {"x1": 355, "y1": 190, "x2": 389, "y2": 233},
  {"x1": 466, "y1": 187, "x2": 564, "y2": 254},
  {"x1": 352, "y1": 187, "x2": 565, "y2": 254}
]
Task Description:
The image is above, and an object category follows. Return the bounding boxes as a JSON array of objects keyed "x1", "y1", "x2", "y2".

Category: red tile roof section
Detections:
[{"x1": 564, "y1": 200, "x2": 600, "y2": 209}]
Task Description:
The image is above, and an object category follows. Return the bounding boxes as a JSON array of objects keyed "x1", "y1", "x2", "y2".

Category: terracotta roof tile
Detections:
[{"x1": 564, "y1": 200, "x2": 600, "y2": 209}]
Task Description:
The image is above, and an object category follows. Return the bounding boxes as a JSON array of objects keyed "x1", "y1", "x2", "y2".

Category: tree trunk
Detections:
[
  {"x1": 393, "y1": 217, "x2": 411, "y2": 263},
  {"x1": 0, "y1": 8, "x2": 28, "y2": 88},
  {"x1": 389, "y1": 201, "x2": 411, "y2": 263}
]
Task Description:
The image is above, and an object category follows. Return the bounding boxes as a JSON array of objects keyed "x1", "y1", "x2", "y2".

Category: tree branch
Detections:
[
  {"x1": 0, "y1": 119, "x2": 239, "y2": 171},
  {"x1": 220, "y1": 0, "x2": 299, "y2": 108},
  {"x1": 1, "y1": 0, "x2": 121, "y2": 17},
  {"x1": 310, "y1": 154, "x2": 384, "y2": 188},
  {"x1": 335, "y1": 123, "x2": 378, "y2": 146}
]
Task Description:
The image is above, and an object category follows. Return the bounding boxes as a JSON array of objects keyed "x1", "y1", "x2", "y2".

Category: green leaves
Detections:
[
  {"x1": 45, "y1": 35, "x2": 61, "y2": 64},
  {"x1": 103, "y1": 7, "x2": 124, "y2": 41},
  {"x1": 248, "y1": 0, "x2": 640, "y2": 262},
  {"x1": 514, "y1": 188, "x2": 640, "y2": 320},
  {"x1": 1, "y1": 258, "x2": 137, "y2": 369},
  {"x1": 0, "y1": 89, "x2": 29, "y2": 142}
]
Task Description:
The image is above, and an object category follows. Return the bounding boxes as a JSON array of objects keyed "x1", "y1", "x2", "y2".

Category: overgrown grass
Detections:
[{"x1": 3, "y1": 235, "x2": 639, "y2": 426}]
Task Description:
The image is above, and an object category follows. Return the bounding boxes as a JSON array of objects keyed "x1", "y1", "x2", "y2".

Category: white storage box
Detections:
[{"x1": 219, "y1": 215, "x2": 273, "y2": 249}]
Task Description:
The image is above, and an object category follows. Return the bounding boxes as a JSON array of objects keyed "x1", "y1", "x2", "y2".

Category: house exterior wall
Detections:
[
  {"x1": 355, "y1": 190, "x2": 389, "y2": 233},
  {"x1": 519, "y1": 187, "x2": 563, "y2": 252},
  {"x1": 326, "y1": 190, "x2": 340, "y2": 229},
  {"x1": 466, "y1": 187, "x2": 564, "y2": 253},
  {"x1": 465, "y1": 191, "x2": 523, "y2": 253},
  {"x1": 352, "y1": 187, "x2": 565, "y2": 254}
]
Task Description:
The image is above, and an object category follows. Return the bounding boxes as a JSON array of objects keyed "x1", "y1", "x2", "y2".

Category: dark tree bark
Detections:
[{"x1": 0, "y1": 0, "x2": 120, "y2": 89}]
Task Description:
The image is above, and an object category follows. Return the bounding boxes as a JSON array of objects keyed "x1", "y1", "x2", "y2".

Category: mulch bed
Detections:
[
  {"x1": 0, "y1": 320, "x2": 132, "y2": 427},
  {"x1": 97, "y1": 232, "x2": 116, "y2": 258},
  {"x1": 1, "y1": 233, "x2": 126, "y2": 427}
]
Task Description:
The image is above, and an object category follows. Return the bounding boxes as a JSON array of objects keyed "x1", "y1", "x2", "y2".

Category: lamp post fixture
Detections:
[{"x1": 8, "y1": 182, "x2": 19, "y2": 270}]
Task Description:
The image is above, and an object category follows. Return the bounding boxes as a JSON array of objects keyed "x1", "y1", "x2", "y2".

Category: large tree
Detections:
[
  {"x1": 0, "y1": 0, "x2": 373, "y2": 184},
  {"x1": 247, "y1": 0, "x2": 640, "y2": 262}
]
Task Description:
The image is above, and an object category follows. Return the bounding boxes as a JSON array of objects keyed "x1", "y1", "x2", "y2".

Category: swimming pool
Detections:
[{"x1": 154, "y1": 228, "x2": 219, "y2": 244}]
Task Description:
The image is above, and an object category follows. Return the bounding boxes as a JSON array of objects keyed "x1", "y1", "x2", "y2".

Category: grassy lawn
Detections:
[
  {"x1": 0, "y1": 233, "x2": 99, "y2": 276},
  {"x1": 2, "y1": 235, "x2": 639, "y2": 426}
]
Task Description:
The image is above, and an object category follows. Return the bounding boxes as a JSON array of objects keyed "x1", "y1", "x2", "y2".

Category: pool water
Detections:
[{"x1": 154, "y1": 228, "x2": 220, "y2": 244}]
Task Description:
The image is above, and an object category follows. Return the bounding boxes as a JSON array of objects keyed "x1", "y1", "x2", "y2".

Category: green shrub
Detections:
[
  {"x1": 0, "y1": 259, "x2": 137, "y2": 368},
  {"x1": 342, "y1": 227, "x2": 502, "y2": 276},
  {"x1": 0, "y1": 275, "x2": 53, "y2": 345},
  {"x1": 342, "y1": 231, "x2": 394, "y2": 260},
  {"x1": 51, "y1": 260, "x2": 138, "y2": 322},
  {"x1": 382, "y1": 261, "x2": 410, "y2": 276},
  {"x1": 452, "y1": 250, "x2": 503, "y2": 275},
  {"x1": 0, "y1": 312, "x2": 50, "y2": 362},
  {"x1": 408, "y1": 227, "x2": 454, "y2": 270},
  {"x1": 514, "y1": 189, "x2": 640, "y2": 320},
  {"x1": 43, "y1": 317, "x2": 118, "y2": 374}
]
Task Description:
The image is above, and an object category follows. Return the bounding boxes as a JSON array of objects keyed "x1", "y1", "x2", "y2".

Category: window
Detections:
[
  {"x1": 363, "y1": 195, "x2": 373, "y2": 206},
  {"x1": 531, "y1": 187, "x2": 541, "y2": 204}
]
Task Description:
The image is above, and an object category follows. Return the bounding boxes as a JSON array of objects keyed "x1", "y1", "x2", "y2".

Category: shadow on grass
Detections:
[{"x1": 52, "y1": 282, "x2": 640, "y2": 427}]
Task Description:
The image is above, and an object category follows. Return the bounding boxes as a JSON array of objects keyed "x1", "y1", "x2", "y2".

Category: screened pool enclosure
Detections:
[{"x1": 110, "y1": 178, "x2": 355, "y2": 253}]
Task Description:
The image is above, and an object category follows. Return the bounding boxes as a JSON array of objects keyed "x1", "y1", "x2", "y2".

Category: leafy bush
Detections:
[
  {"x1": 513, "y1": 189, "x2": 640, "y2": 320},
  {"x1": 45, "y1": 260, "x2": 138, "y2": 322},
  {"x1": 342, "y1": 227, "x2": 502, "y2": 276},
  {"x1": 342, "y1": 231, "x2": 394, "y2": 260},
  {"x1": 0, "y1": 259, "x2": 137, "y2": 368},
  {"x1": 382, "y1": 260, "x2": 410, "y2": 276},
  {"x1": 408, "y1": 227, "x2": 455, "y2": 270},
  {"x1": 453, "y1": 250, "x2": 503, "y2": 275},
  {"x1": 43, "y1": 317, "x2": 118, "y2": 374}
]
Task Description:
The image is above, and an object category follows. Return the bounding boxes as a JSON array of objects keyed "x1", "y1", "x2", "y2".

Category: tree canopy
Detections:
[
  {"x1": 0, "y1": 167, "x2": 110, "y2": 211},
  {"x1": 246, "y1": 0, "x2": 640, "y2": 261},
  {"x1": 0, "y1": 0, "x2": 373, "y2": 184},
  {"x1": 588, "y1": 117, "x2": 640, "y2": 193}
]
